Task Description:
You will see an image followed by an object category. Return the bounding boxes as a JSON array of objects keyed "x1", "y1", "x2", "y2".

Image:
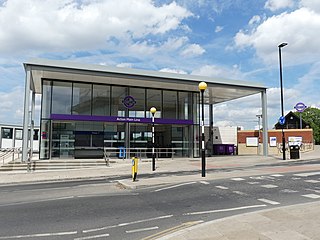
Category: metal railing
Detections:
[
  {"x1": 0, "y1": 148, "x2": 21, "y2": 166},
  {"x1": 103, "y1": 147, "x2": 177, "y2": 165}
]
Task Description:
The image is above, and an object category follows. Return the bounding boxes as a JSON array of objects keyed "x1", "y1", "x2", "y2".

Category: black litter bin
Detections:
[{"x1": 289, "y1": 145, "x2": 300, "y2": 159}]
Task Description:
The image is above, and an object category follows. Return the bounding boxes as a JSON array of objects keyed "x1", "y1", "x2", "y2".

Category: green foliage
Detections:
[{"x1": 298, "y1": 107, "x2": 320, "y2": 144}]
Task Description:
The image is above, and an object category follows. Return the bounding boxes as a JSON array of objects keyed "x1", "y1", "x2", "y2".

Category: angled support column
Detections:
[
  {"x1": 261, "y1": 90, "x2": 268, "y2": 156},
  {"x1": 22, "y1": 69, "x2": 31, "y2": 162},
  {"x1": 30, "y1": 91, "x2": 35, "y2": 157}
]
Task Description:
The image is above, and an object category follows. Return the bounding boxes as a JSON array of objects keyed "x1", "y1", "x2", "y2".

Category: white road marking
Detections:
[
  {"x1": 125, "y1": 226, "x2": 159, "y2": 234},
  {"x1": 154, "y1": 182, "x2": 197, "y2": 192},
  {"x1": 271, "y1": 174, "x2": 284, "y2": 177},
  {"x1": 294, "y1": 172, "x2": 320, "y2": 177},
  {"x1": 215, "y1": 186, "x2": 229, "y2": 190},
  {"x1": 199, "y1": 181, "x2": 210, "y2": 185},
  {"x1": 250, "y1": 176, "x2": 264, "y2": 180},
  {"x1": 261, "y1": 184, "x2": 278, "y2": 189},
  {"x1": 232, "y1": 191, "x2": 248, "y2": 196},
  {"x1": 305, "y1": 180, "x2": 320, "y2": 183},
  {"x1": 74, "y1": 233, "x2": 110, "y2": 240},
  {"x1": 83, "y1": 215, "x2": 173, "y2": 233},
  {"x1": 0, "y1": 231, "x2": 77, "y2": 239},
  {"x1": 183, "y1": 204, "x2": 266, "y2": 216},
  {"x1": 258, "y1": 198, "x2": 280, "y2": 205},
  {"x1": 291, "y1": 177, "x2": 301, "y2": 180},
  {"x1": 302, "y1": 194, "x2": 320, "y2": 199},
  {"x1": 281, "y1": 189, "x2": 299, "y2": 193},
  {"x1": 247, "y1": 182, "x2": 260, "y2": 185},
  {"x1": 231, "y1": 178, "x2": 245, "y2": 181},
  {"x1": 306, "y1": 188, "x2": 320, "y2": 194}
]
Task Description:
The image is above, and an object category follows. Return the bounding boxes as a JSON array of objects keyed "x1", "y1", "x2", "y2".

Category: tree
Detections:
[{"x1": 296, "y1": 107, "x2": 320, "y2": 145}]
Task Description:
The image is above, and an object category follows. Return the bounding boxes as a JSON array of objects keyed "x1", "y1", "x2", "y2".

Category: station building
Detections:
[{"x1": 22, "y1": 59, "x2": 268, "y2": 161}]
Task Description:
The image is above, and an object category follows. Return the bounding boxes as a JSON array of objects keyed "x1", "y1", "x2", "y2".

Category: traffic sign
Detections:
[
  {"x1": 294, "y1": 102, "x2": 307, "y2": 112},
  {"x1": 279, "y1": 116, "x2": 286, "y2": 125}
]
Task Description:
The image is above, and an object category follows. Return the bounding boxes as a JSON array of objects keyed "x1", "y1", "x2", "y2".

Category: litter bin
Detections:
[{"x1": 289, "y1": 145, "x2": 300, "y2": 159}]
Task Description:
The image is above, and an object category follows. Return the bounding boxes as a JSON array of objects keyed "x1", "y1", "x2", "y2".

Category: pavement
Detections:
[{"x1": 1, "y1": 147, "x2": 320, "y2": 239}]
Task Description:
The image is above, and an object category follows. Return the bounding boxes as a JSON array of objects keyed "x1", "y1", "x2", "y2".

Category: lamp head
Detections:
[
  {"x1": 198, "y1": 81, "x2": 207, "y2": 91},
  {"x1": 150, "y1": 107, "x2": 157, "y2": 114},
  {"x1": 278, "y1": 42, "x2": 288, "y2": 48}
]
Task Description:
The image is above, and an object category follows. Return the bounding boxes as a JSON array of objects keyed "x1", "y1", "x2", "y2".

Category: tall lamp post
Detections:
[
  {"x1": 150, "y1": 107, "x2": 157, "y2": 171},
  {"x1": 198, "y1": 82, "x2": 207, "y2": 177},
  {"x1": 278, "y1": 42, "x2": 288, "y2": 160}
]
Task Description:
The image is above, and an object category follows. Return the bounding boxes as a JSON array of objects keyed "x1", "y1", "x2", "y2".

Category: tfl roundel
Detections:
[{"x1": 294, "y1": 102, "x2": 307, "y2": 113}]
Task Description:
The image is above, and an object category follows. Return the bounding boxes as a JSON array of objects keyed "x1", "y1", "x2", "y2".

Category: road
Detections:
[{"x1": 0, "y1": 161, "x2": 320, "y2": 239}]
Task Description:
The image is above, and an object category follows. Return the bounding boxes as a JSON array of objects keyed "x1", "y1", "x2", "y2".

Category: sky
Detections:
[{"x1": 0, "y1": 0, "x2": 319, "y2": 129}]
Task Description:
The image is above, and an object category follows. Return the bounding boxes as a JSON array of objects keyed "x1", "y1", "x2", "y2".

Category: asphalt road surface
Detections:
[{"x1": 0, "y1": 166, "x2": 320, "y2": 239}]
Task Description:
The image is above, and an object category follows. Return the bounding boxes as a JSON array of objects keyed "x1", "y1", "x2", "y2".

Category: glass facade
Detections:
[{"x1": 40, "y1": 79, "x2": 200, "y2": 159}]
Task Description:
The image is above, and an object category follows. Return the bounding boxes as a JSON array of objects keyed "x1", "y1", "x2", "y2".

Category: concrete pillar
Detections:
[
  {"x1": 22, "y1": 69, "x2": 31, "y2": 162},
  {"x1": 261, "y1": 90, "x2": 268, "y2": 156}
]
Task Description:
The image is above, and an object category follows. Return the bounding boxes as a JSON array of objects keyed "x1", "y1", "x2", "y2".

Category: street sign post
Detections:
[{"x1": 279, "y1": 116, "x2": 286, "y2": 126}]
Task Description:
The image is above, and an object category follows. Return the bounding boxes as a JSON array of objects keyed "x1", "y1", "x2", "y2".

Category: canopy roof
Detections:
[{"x1": 24, "y1": 58, "x2": 267, "y2": 104}]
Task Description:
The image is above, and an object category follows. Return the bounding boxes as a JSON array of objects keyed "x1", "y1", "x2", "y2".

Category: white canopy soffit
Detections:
[{"x1": 24, "y1": 59, "x2": 267, "y2": 104}]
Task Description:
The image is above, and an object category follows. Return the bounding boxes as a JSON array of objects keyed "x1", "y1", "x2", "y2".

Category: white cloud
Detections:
[
  {"x1": 180, "y1": 44, "x2": 205, "y2": 57},
  {"x1": 264, "y1": 0, "x2": 295, "y2": 11},
  {"x1": 191, "y1": 64, "x2": 246, "y2": 80},
  {"x1": 234, "y1": 7, "x2": 320, "y2": 65},
  {"x1": 0, "y1": 0, "x2": 192, "y2": 54},
  {"x1": 300, "y1": 0, "x2": 320, "y2": 13},
  {"x1": 215, "y1": 25, "x2": 224, "y2": 33},
  {"x1": 159, "y1": 68, "x2": 188, "y2": 74}
]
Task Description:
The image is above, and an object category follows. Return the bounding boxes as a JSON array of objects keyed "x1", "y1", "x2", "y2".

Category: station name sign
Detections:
[{"x1": 51, "y1": 114, "x2": 193, "y2": 125}]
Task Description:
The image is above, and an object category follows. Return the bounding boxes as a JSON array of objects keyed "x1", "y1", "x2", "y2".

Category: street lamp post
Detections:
[
  {"x1": 278, "y1": 42, "x2": 288, "y2": 160},
  {"x1": 198, "y1": 82, "x2": 207, "y2": 177},
  {"x1": 150, "y1": 107, "x2": 157, "y2": 171}
]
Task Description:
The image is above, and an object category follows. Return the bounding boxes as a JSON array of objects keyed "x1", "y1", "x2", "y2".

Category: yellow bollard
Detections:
[{"x1": 132, "y1": 157, "x2": 138, "y2": 181}]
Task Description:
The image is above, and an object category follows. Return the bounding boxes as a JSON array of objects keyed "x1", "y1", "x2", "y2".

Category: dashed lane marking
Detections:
[
  {"x1": 154, "y1": 182, "x2": 197, "y2": 192},
  {"x1": 199, "y1": 181, "x2": 210, "y2": 185},
  {"x1": 247, "y1": 182, "x2": 260, "y2": 185},
  {"x1": 183, "y1": 204, "x2": 267, "y2": 216},
  {"x1": 294, "y1": 172, "x2": 320, "y2": 177},
  {"x1": 302, "y1": 194, "x2": 320, "y2": 199},
  {"x1": 231, "y1": 178, "x2": 245, "y2": 181},
  {"x1": 83, "y1": 215, "x2": 173, "y2": 233},
  {"x1": 0, "y1": 231, "x2": 77, "y2": 239},
  {"x1": 281, "y1": 189, "x2": 299, "y2": 193},
  {"x1": 74, "y1": 233, "x2": 110, "y2": 240},
  {"x1": 305, "y1": 180, "x2": 320, "y2": 183},
  {"x1": 215, "y1": 186, "x2": 229, "y2": 190},
  {"x1": 258, "y1": 198, "x2": 280, "y2": 205},
  {"x1": 261, "y1": 184, "x2": 278, "y2": 189},
  {"x1": 270, "y1": 174, "x2": 284, "y2": 177},
  {"x1": 126, "y1": 226, "x2": 159, "y2": 234},
  {"x1": 232, "y1": 191, "x2": 248, "y2": 196}
]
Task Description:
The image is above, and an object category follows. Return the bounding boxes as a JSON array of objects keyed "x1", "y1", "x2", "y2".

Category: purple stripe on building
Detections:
[{"x1": 50, "y1": 114, "x2": 193, "y2": 125}]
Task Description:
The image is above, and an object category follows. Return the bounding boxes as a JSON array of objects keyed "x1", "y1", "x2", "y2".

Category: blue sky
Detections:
[{"x1": 0, "y1": 0, "x2": 319, "y2": 129}]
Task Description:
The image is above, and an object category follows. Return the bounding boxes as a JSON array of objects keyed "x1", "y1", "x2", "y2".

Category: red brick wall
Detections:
[{"x1": 238, "y1": 129, "x2": 313, "y2": 144}]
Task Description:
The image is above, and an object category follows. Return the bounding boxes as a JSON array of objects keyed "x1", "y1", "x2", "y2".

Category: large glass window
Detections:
[
  {"x1": 163, "y1": 90, "x2": 177, "y2": 119},
  {"x1": 1, "y1": 128, "x2": 13, "y2": 139},
  {"x1": 92, "y1": 84, "x2": 110, "y2": 116},
  {"x1": 129, "y1": 88, "x2": 145, "y2": 118},
  {"x1": 193, "y1": 92, "x2": 199, "y2": 124},
  {"x1": 41, "y1": 80, "x2": 52, "y2": 118},
  {"x1": 146, "y1": 89, "x2": 162, "y2": 118},
  {"x1": 52, "y1": 81, "x2": 72, "y2": 114},
  {"x1": 178, "y1": 92, "x2": 192, "y2": 120},
  {"x1": 111, "y1": 86, "x2": 128, "y2": 117},
  {"x1": 72, "y1": 83, "x2": 92, "y2": 115}
]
